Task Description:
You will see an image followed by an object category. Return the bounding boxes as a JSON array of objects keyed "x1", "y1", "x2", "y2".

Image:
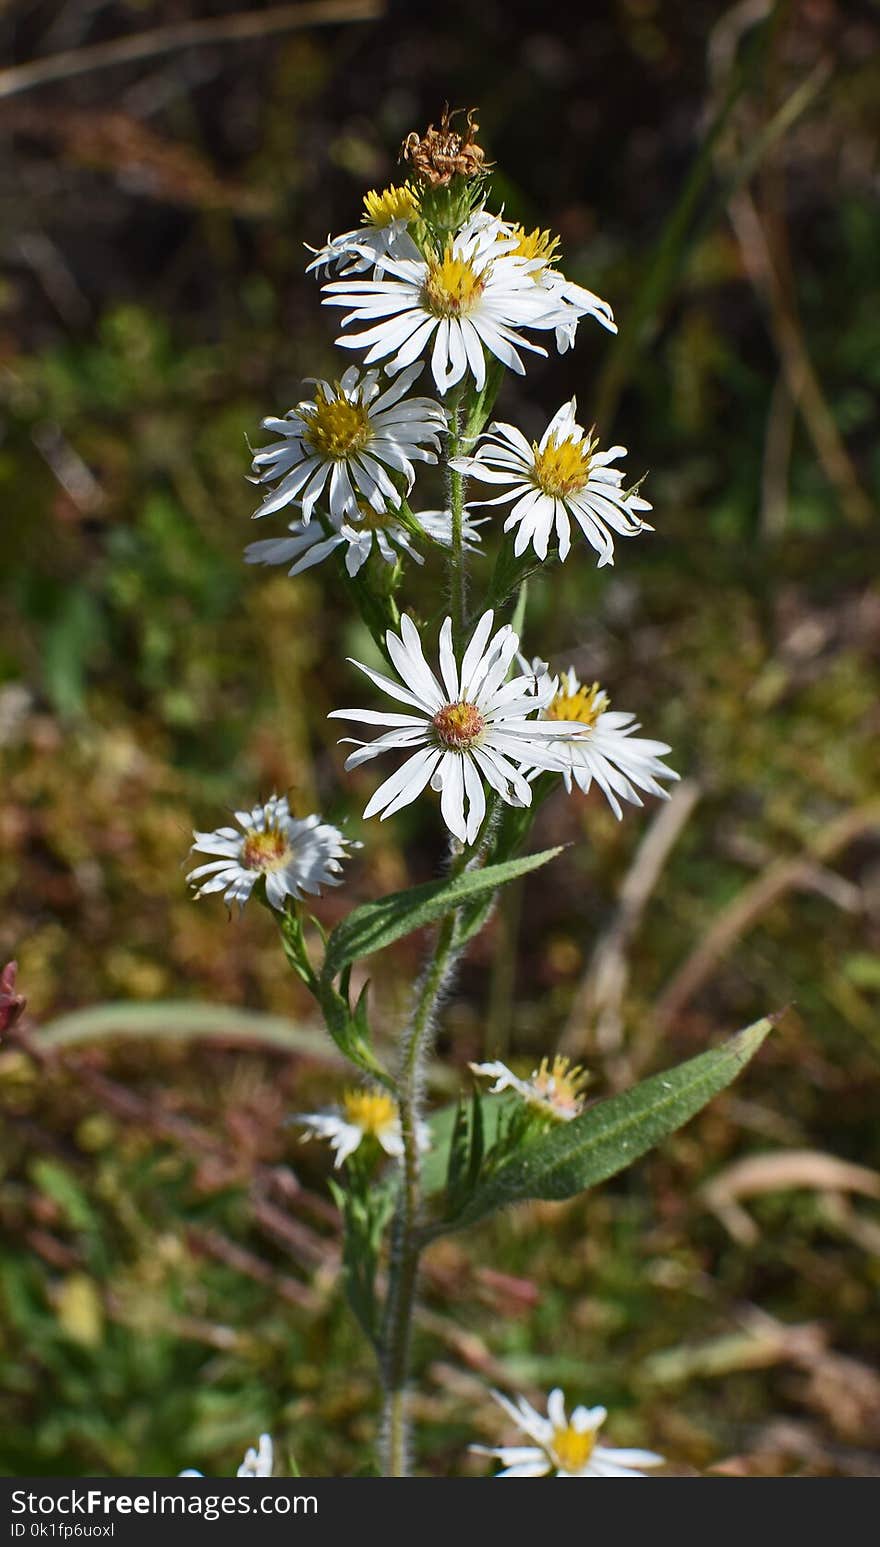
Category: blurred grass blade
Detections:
[{"x1": 38, "y1": 1000, "x2": 338, "y2": 1059}]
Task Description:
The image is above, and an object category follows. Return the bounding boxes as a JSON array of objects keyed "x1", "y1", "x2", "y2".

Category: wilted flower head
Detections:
[
  {"x1": 401, "y1": 105, "x2": 488, "y2": 188},
  {"x1": 473, "y1": 1388, "x2": 664, "y2": 1478}
]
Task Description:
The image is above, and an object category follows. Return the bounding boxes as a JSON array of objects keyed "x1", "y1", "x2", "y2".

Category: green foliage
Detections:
[
  {"x1": 432, "y1": 1018, "x2": 774, "y2": 1233},
  {"x1": 329, "y1": 1178, "x2": 395, "y2": 1354},
  {"x1": 321, "y1": 848, "x2": 564, "y2": 981}
]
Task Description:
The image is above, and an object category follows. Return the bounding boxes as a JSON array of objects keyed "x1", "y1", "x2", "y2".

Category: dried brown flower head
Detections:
[{"x1": 400, "y1": 105, "x2": 489, "y2": 188}]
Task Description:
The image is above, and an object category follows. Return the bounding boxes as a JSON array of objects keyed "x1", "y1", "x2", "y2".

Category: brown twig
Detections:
[
  {"x1": 727, "y1": 187, "x2": 873, "y2": 529},
  {"x1": 560, "y1": 779, "x2": 701, "y2": 1064},
  {"x1": 0, "y1": 1, "x2": 384, "y2": 102},
  {"x1": 653, "y1": 802, "x2": 880, "y2": 1032}
]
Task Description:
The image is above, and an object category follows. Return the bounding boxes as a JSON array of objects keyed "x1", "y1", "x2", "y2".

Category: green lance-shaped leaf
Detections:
[
  {"x1": 321, "y1": 846, "x2": 564, "y2": 981},
  {"x1": 429, "y1": 1016, "x2": 774, "y2": 1234}
]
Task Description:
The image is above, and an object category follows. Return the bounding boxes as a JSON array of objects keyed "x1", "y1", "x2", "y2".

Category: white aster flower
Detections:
[
  {"x1": 452, "y1": 397, "x2": 652, "y2": 567},
  {"x1": 473, "y1": 1388, "x2": 664, "y2": 1478},
  {"x1": 305, "y1": 183, "x2": 420, "y2": 275},
  {"x1": 321, "y1": 212, "x2": 563, "y2": 395},
  {"x1": 490, "y1": 221, "x2": 617, "y2": 353},
  {"x1": 245, "y1": 505, "x2": 485, "y2": 580},
  {"x1": 180, "y1": 1433, "x2": 274, "y2": 1478},
  {"x1": 250, "y1": 363, "x2": 445, "y2": 525},
  {"x1": 533, "y1": 664, "x2": 678, "y2": 820},
  {"x1": 187, "y1": 795, "x2": 353, "y2": 911},
  {"x1": 469, "y1": 1054, "x2": 589, "y2": 1122},
  {"x1": 237, "y1": 1433, "x2": 274, "y2": 1477},
  {"x1": 297, "y1": 1087, "x2": 429, "y2": 1168},
  {"x1": 328, "y1": 611, "x2": 585, "y2": 846}
]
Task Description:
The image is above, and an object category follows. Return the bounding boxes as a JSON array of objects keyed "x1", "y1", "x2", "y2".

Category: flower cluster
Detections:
[{"x1": 183, "y1": 107, "x2": 679, "y2": 1480}]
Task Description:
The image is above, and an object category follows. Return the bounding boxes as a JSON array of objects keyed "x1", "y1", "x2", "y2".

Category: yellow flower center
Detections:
[
  {"x1": 551, "y1": 1424, "x2": 596, "y2": 1473},
  {"x1": 352, "y1": 496, "x2": 396, "y2": 532},
  {"x1": 545, "y1": 678, "x2": 609, "y2": 729},
  {"x1": 240, "y1": 823, "x2": 292, "y2": 874},
  {"x1": 530, "y1": 1055, "x2": 589, "y2": 1120},
  {"x1": 342, "y1": 1088, "x2": 398, "y2": 1138},
  {"x1": 507, "y1": 224, "x2": 561, "y2": 268},
  {"x1": 362, "y1": 183, "x2": 419, "y2": 227},
  {"x1": 303, "y1": 387, "x2": 372, "y2": 460},
  {"x1": 432, "y1": 701, "x2": 486, "y2": 749},
  {"x1": 531, "y1": 432, "x2": 596, "y2": 498},
  {"x1": 421, "y1": 247, "x2": 488, "y2": 318}
]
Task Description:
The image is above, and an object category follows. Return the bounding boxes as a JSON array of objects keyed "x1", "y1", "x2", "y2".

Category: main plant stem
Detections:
[
  {"x1": 446, "y1": 389, "x2": 467, "y2": 641},
  {"x1": 380, "y1": 896, "x2": 463, "y2": 1476}
]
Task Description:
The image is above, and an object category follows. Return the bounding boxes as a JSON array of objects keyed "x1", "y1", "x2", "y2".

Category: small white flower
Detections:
[
  {"x1": 473, "y1": 1388, "x2": 664, "y2": 1478},
  {"x1": 180, "y1": 1433, "x2": 274, "y2": 1477},
  {"x1": 321, "y1": 213, "x2": 563, "y2": 395},
  {"x1": 328, "y1": 611, "x2": 585, "y2": 846},
  {"x1": 250, "y1": 364, "x2": 445, "y2": 526},
  {"x1": 452, "y1": 398, "x2": 652, "y2": 567},
  {"x1": 533, "y1": 664, "x2": 678, "y2": 820},
  {"x1": 488, "y1": 220, "x2": 617, "y2": 353},
  {"x1": 237, "y1": 1434, "x2": 274, "y2": 1477},
  {"x1": 245, "y1": 506, "x2": 485, "y2": 580},
  {"x1": 297, "y1": 1087, "x2": 429, "y2": 1168},
  {"x1": 469, "y1": 1054, "x2": 589, "y2": 1122},
  {"x1": 305, "y1": 183, "x2": 420, "y2": 276},
  {"x1": 187, "y1": 795, "x2": 353, "y2": 911}
]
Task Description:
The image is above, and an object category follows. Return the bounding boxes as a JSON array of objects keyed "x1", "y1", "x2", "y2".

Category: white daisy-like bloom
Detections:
[
  {"x1": 328, "y1": 611, "x2": 586, "y2": 846},
  {"x1": 250, "y1": 363, "x2": 446, "y2": 526},
  {"x1": 473, "y1": 1388, "x2": 664, "y2": 1478},
  {"x1": 452, "y1": 398, "x2": 652, "y2": 567},
  {"x1": 180, "y1": 1433, "x2": 274, "y2": 1477},
  {"x1": 489, "y1": 221, "x2": 617, "y2": 353},
  {"x1": 531, "y1": 663, "x2": 679, "y2": 821},
  {"x1": 237, "y1": 1433, "x2": 274, "y2": 1477},
  {"x1": 187, "y1": 795, "x2": 353, "y2": 911},
  {"x1": 297, "y1": 1087, "x2": 429, "y2": 1168},
  {"x1": 469, "y1": 1054, "x2": 589, "y2": 1122},
  {"x1": 321, "y1": 212, "x2": 565, "y2": 395},
  {"x1": 245, "y1": 505, "x2": 485, "y2": 580},
  {"x1": 305, "y1": 183, "x2": 420, "y2": 276}
]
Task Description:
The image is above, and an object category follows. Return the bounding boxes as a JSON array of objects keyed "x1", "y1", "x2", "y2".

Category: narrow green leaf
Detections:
[
  {"x1": 322, "y1": 847, "x2": 564, "y2": 980},
  {"x1": 433, "y1": 1017, "x2": 774, "y2": 1233}
]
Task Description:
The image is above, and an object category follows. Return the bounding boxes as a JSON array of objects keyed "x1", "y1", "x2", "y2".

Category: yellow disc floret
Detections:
[
  {"x1": 545, "y1": 675, "x2": 609, "y2": 730},
  {"x1": 362, "y1": 183, "x2": 419, "y2": 228},
  {"x1": 432, "y1": 701, "x2": 486, "y2": 749},
  {"x1": 303, "y1": 386, "x2": 373, "y2": 461},
  {"x1": 351, "y1": 496, "x2": 395, "y2": 532},
  {"x1": 507, "y1": 224, "x2": 561, "y2": 268},
  {"x1": 422, "y1": 247, "x2": 488, "y2": 318},
  {"x1": 241, "y1": 822, "x2": 292, "y2": 874},
  {"x1": 342, "y1": 1087, "x2": 399, "y2": 1138},
  {"x1": 531, "y1": 430, "x2": 597, "y2": 498},
  {"x1": 551, "y1": 1424, "x2": 596, "y2": 1473},
  {"x1": 529, "y1": 1055, "x2": 589, "y2": 1120}
]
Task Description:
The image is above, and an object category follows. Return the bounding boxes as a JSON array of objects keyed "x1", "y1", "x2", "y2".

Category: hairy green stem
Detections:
[
  {"x1": 380, "y1": 894, "x2": 462, "y2": 1476},
  {"x1": 445, "y1": 389, "x2": 468, "y2": 642}
]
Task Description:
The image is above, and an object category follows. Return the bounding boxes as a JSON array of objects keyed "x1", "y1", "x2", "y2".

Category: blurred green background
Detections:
[{"x1": 1, "y1": 0, "x2": 879, "y2": 1477}]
